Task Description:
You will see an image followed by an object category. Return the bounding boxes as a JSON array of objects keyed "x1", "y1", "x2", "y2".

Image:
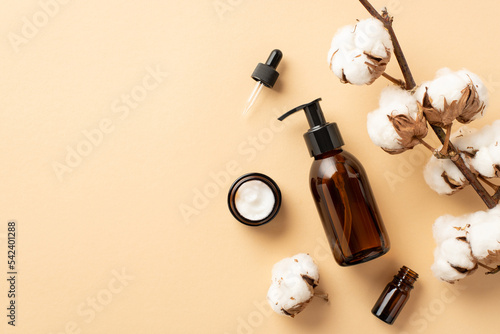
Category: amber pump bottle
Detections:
[{"x1": 279, "y1": 98, "x2": 390, "y2": 266}]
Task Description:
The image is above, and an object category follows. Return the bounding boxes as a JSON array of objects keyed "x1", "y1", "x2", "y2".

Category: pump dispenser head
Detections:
[{"x1": 278, "y1": 98, "x2": 344, "y2": 157}]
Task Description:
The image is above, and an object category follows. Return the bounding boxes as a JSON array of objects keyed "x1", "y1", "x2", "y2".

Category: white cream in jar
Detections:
[
  {"x1": 228, "y1": 173, "x2": 281, "y2": 226},
  {"x1": 234, "y1": 180, "x2": 275, "y2": 221}
]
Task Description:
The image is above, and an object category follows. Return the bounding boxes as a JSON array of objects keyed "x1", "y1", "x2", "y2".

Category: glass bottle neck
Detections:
[
  {"x1": 313, "y1": 148, "x2": 343, "y2": 160},
  {"x1": 392, "y1": 266, "x2": 418, "y2": 291}
]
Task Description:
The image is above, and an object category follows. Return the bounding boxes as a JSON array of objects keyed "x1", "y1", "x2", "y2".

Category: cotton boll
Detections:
[
  {"x1": 456, "y1": 70, "x2": 489, "y2": 109},
  {"x1": 367, "y1": 86, "x2": 426, "y2": 153},
  {"x1": 342, "y1": 52, "x2": 375, "y2": 86},
  {"x1": 271, "y1": 253, "x2": 320, "y2": 285},
  {"x1": 328, "y1": 18, "x2": 392, "y2": 85},
  {"x1": 328, "y1": 26, "x2": 356, "y2": 83},
  {"x1": 328, "y1": 27, "x2": 356, "y2": 81},
  {"x1": 267, "y1": 280, "x2": 313, "y2": 317},
  {"x1": 438, "y1": 238, "x2": 476, "y2": 271},
  {"x1": 454, "y1": 120, "x2": 500, "y2": 150},
  {"x1": 449, "y1": 121, "x2": 500, "y2": 178},
  {"x1": 423, "y1": 126, "x2": 475, "y2": 193},
  {"x1": 371, "y1": 41, "x2": 389, "y2": 59},
  {"x1": 431, "y1": 255, "x2": 471, "y2": 283},
  {"x1": 413, "y1": 81, "x2": 430, "y2": 106},
  {"x1": 424, "y1": 155, "x2": 467, "y2": 195},
  {"x1": 471, "y1": 147, "x2": 498, "y2": 178},
  {"x1": 425, "y1": 69, "x2": 465, "y2": 111},
  {"x1": 434, "y1": 156, "x2": 467, "y2": 186},
  {"x1": 432, "y1": 214, "x2": 468, "y2": 244},
  {"x1": 354, "y1": 18, "x2": 393, "y2": 57},
  {"x1": 467, "y1": 215, "x2": 500, "y2": 261},
  {"x1": 431, "y1": 213, "x2": 477, "y2": 283},
  {"x1": 267, "y1": 254, "x2": 325, "y2": 318},
  {"x1": 416, "y1": 68, "x2": 488, "y2": 126},
  {"x1": 290, "y1": 253, "x2": 320, "y2": 283},
  {"x1": 367, "y1": 109, "x2": 402, "y2": 150},
  {"x1": 426, "y1": 68, "x2": 487, "y2": 111},
  {"x1": 329, "y1": 48, "x2": 347, "y2": 82},
  {"x1": 379, "y1": 86, "x2": 419, "y2": 118},
  {"x1": 327, "y1": 25, "x2": 356, "y2": 63},
  {"x1": 423, "y1": 162, "x2": 454, "y2": 195},
  {"x1": 432, "y1": 207, "x2": 500, "y2": 282},
  {"x1": 432, "y1": 237, "x2": 477, "y2": 283},
  {"x1": 467, "y1": 206, "x2": 500, "y2": 262},
  {"x1": 431, "y1": 207, "x2": 500, "y2": 282},
  {"x1": 448, "y1": 125, "x2": 476, "y2": 153},
  {"x1": 366, "y1": 109, "x2": 427, "y2": 153}
]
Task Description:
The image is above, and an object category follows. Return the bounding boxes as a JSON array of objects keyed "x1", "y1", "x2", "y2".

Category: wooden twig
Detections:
[
  {"x1": 381, "y1": 72, "x2": 405, "y2": 88},
  {"x1": 439, "y1": 124, "x2": 452, "y2": 155}
]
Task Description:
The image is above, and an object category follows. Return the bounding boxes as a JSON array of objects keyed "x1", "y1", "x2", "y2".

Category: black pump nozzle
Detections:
[
  {"x1": 278, "y1": 98, "x2": 326, "y2": 128},
  {"x1": 279, "y1": 98, "x2": 344, "y2": 157}
]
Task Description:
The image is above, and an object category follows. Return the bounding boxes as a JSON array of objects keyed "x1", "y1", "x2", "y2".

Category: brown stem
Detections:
[
  {"x1": 358, "y1": 0, "x2": 384, "y2": 20},
  {"x1": 381, "y1": 72, "x2": 405, "y2": 87},
  {"x1": 439, "y1": 124, "x2": 452, "y2": 155},
  {"x1": 359, "y1": 0, "x2": 415, "y2": 89},
  {"x1": 477, "y1": 262, "x2": 494, "y2": 271},
  {"x1": 477, "y1": 262, "x2": 500, "y2": 275},
  {"x1": 417, "y1": 138, "x2": 436, "y2": 152},
  {"x1": 385, "y1": 22, "x2": 416, "y2": 90},
  {"x1": 431, "y1": 125, "x2": 497, "y2": 209},
  {"x1": 360, "y1": 0, "x2": 497, "y2": 209},
  {"x1": 365, "y1": 62, "x2": 404, "y2": 87},
  {"x1": 493, "y1": 189, "x2": 500, "y2": 202},
  {"x1": 314, "y1": 291, "x2": 329, "y2": 302},
  {"x1": 478, "y1": 175, "x2": 500, "y2": 192}
]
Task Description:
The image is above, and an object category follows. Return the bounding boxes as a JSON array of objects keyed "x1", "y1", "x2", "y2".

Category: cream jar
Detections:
[{"x1": 228, "y1": 173, "x2": 281, "y2": 226}]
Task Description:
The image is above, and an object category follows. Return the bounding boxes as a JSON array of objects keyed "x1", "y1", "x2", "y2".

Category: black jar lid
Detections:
[{"x1": 227, "y1": 173, "x2": 281, "y2": 226}]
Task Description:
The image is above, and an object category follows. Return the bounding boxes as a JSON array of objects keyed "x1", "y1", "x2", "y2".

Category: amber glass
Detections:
[
  {"x1": 372, "y1": 266, "x2": 418, "y2": 324},
  {"x1": 309, "y1": 149, "x2": 390, "y2": 266}
]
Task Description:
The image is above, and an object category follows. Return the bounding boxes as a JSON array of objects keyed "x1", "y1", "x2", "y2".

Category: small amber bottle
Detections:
[
  {"x1": 279, "y1": 98, "x2": 390, "y2": 266},
  {"x1": 372, "y1": 266, "x2": 418, "y2": 325}
]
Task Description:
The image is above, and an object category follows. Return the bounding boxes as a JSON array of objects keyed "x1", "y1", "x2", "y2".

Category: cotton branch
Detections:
[{"x1": 359, "y1": 0, "x2": 497, "y2": 209}]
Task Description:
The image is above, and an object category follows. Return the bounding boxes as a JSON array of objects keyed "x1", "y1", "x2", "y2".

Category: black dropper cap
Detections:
[
  {"x1": 278, "y1": 98, "x2": 344, "y2": 157},
  {"x1": 251, "y1": 49, "x2": 282, "y2": 88}
]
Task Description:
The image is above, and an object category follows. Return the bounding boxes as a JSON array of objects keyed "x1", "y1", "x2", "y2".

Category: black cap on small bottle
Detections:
[
  {"x1": 278, "y1": 98, "x2": 344, "y2": 157},
  {"x1": 251, "y1": 49, "x2": 282, "y2": 88}
]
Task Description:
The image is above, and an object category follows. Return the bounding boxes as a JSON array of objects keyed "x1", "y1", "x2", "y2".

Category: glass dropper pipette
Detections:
[{"x1": 243, "y1": 49, "x2": 283, "y2": 115}]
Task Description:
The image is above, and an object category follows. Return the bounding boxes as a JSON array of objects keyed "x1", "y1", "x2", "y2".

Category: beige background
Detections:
[{"x1": 1, "y1": 0, "x2": 500, "y2": 333}]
